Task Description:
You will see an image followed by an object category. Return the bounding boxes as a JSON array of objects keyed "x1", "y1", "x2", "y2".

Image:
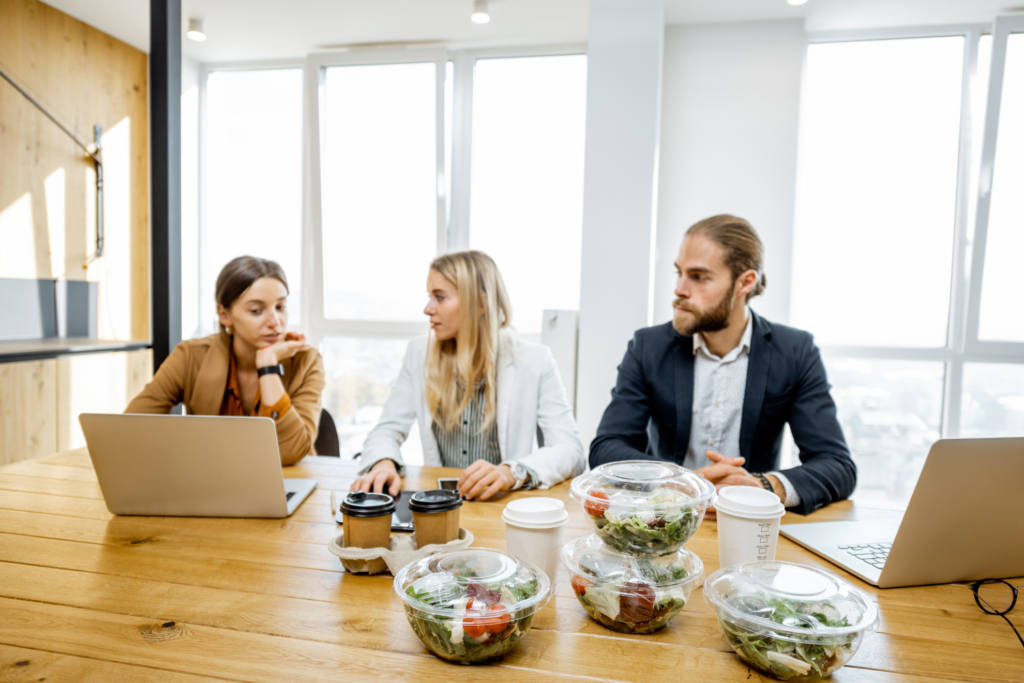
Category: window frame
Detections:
[
  {"x1": 964, "y1": 15, "x2": 1024, "y2": 358},
  {"x1": 800, "y1": 22, "x2": 1024, "y2": 442}
]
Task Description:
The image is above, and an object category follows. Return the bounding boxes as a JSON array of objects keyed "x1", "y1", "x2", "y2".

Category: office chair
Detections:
[{"x1": 314, "y1": 408, "x2": 340, "y2": 457}]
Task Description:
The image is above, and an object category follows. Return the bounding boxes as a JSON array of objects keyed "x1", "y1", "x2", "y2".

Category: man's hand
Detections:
[
  {"x1": 457, "y1": 460, "x2": 515, "y2": 501},
  {"x1": 350, "y1": 459, "x2": 402, "y2": 497},
  {"x1": 695, "y1": 451, "x2": 786, "y2": 519}
]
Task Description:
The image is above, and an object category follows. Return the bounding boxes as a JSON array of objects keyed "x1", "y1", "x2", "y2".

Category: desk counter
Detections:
[{"x1": 0, "y1": 451, "x2": 1020, "y2": 681}]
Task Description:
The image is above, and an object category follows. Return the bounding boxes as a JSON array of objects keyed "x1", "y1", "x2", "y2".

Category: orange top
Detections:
[{"x1": 221, "y1": 349, "x2": 292, "y2": 420}]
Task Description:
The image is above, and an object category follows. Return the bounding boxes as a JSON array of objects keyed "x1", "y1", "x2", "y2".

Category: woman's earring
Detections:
[{"x1": 226, "y1": 325, "x2": 232, "y2": 336}]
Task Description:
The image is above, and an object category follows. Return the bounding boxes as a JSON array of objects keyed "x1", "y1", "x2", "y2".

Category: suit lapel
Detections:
[
  {"x1": 190, "y1": 333, "x2": 231, "y2": 416},
  {"x1": 495, "y1": 335, "x2": 516, "y2": 458},
  {"x1": 675, "y1": 333, "x2": 694, "y2": 461},
  {"x1": 740, "y1": 312, "x2": 772, "y2": 459}
]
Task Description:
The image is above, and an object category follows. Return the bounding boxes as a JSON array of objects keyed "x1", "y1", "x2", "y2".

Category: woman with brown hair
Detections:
[
  {"x1": 125, "y1": 256, "x2": 325, "y2": 465},
  {"x1": 350, "y1": 250, "x2": 584, "y2": 500}
]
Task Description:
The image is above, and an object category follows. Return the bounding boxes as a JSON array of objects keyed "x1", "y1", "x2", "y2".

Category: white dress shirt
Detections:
[{"x1": 682, "y1": 314, "x2": 801, "y2": 508}]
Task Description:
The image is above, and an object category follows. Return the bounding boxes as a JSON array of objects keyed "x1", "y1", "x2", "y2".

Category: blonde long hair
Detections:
[{"x1": 424, "y1": 250, "x2": 512, "y2": 433}]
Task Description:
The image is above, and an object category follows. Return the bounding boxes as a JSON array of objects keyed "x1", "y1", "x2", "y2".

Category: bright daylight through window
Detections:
[
  {"x1": 469, "y1": 55, "x2": 588, "y2": 335},
  {"x1": 791, "y1": 33, "x2": 1024, "y2": 505},
  {"x1": 320, "y1": 62, "x2": 439, "y2": 322},
  {"x1": 204, "y1": 68, "x2": 304, "y2": 332}
]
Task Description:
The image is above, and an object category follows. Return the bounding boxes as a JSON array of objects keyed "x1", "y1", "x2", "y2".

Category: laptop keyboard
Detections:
[
  {"x1": 285, "y1": 491, "x2": 296, "y2": 501},
  {"x1": 839, "y1": 542, "x2": 892, "y2": 569}
]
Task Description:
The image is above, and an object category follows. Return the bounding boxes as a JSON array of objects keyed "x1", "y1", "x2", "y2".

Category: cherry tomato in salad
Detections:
[
  {"x1": 571, "y1": 575, "x2": 594, "y2": 597},
  {"x1": 483, "y1": 605, "x2": 512, "y2": 634},
  {"x1": 584, "y1": 491, "x2": 610, "y2": 517},
  {"x1": 463, "y1": 617, "x2": 487, "y2": 639},
  {"x1": 618, "y1": 580, "x2": 656, "y2": 623}
]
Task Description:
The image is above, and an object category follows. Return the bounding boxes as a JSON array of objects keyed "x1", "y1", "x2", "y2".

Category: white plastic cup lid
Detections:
[
  {"x1": 502, "y1": 498, "x2": 569, "y2": 528},
  {"x1": 714, "y1": 486, "x2": 785, "y2": 520}
]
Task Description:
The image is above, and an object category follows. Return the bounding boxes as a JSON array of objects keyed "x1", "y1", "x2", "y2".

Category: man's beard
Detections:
[{"x1": 672, "y1": 284, "x2": 736, "y2": 336}]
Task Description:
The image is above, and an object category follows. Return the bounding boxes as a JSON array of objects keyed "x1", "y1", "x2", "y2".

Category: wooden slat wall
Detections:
[
  {"x1": 0, "y1": 0, "x2": 149, "y2": 341},
  {"x1": 1, "y1": 349, "x2": 152, "y2": 464},
  {"x1": 0, "y1": 360, "x2": 57, "y2": 465}
]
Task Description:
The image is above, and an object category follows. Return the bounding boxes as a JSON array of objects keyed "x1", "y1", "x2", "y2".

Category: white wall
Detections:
[
  {"x1": 653, "y1": 20, "x2": 804, "y2": 327},
  {"x1": 576, "y1": 0, "x2": 664, "y2": 451}
]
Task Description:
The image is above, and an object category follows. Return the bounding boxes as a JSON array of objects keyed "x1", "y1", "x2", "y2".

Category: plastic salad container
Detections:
[
  {"x1": 570, "y1": 460, "x2": 716, "y2": 556},
  {"x1": 393, "y1": 548, "x2": 552, "y2": 664},
  {"x1": 704, "y1": 561, "x2": 878, "y2": 680},
  {"x1": 562, "y1": 534, "x2": 704, "y2": 633}
]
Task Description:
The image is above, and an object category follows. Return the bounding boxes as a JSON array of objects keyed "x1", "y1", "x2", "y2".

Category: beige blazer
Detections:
[{"x1": 125, "y1": 333, "x2": 325, "y2": 465}]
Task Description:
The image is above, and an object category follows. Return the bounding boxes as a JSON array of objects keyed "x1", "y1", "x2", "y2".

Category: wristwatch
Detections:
[
  {"x1": 507, "y1": 461, "x2": 529, "y2": 490},
  {"x1": 257, "y1": 363, "x2": 285, "y2": 378}
]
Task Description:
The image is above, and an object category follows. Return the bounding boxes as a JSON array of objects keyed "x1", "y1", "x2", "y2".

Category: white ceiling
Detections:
[{"x1": 42, "y1": 0, "x2": 1024, "y2": 61}]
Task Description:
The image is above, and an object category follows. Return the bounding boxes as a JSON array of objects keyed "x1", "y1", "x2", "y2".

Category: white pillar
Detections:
[{"x1": 576, "y1": 0, "x2": 664, "y2": 452}]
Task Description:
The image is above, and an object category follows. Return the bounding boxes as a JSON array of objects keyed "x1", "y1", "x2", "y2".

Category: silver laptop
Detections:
[
  {"x1": 79, "y1": 413, "x2": 316, "y2": 518},
  {"x1": 780, "y1": 437, "x2": 1024, "y2": 588}
]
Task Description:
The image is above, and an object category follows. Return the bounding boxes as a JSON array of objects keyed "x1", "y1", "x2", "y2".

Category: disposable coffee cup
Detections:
[
  {"x1": 715, "y1": 486, "x2": 786, "y2": 569},
  {"x1": 502, "y1": 498, "x2": 569, "y2": 583},
  {"x1": 340, "y1": 491, "x2": 396, "y2": 549},
  {"x1": 409, "y1": 490, "x2": 463, "y2": 547}
]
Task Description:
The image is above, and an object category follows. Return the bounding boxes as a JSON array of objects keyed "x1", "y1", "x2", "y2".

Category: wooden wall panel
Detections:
[
  {"x1": 56, "y1": 349, "x2": 153, "y2": 452},
  {"x1": 0, "y1": 360, "x2": 58, "y2": 465},
  {"x1": 0, "y1": 0, "x2": 149, "y2": 340}
]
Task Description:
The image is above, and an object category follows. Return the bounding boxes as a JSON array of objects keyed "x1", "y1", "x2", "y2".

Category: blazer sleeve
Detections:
[
  {"x1": 356, "y1": 341, "x2": 420, "y2": 476},
  {"x1": 124, "y1": 342, "x2": 189, "y2": 414},
  {"x1": 588, "y1": 332, "x2": 659, "y2": 467},
  {"x1": 778, "y1": 336, "x2": 857, "y2": 514},
  {"x1": 275, "y1": 350, "x2": 325, "y2": 466},
  {"x1": 513, "y1": 346, "x2": 585, "y2": 489}
]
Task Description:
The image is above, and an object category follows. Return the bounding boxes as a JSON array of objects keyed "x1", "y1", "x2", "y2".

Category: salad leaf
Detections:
[{"x1": 720, "y1": 594, "x2": 858, "y2": 680}]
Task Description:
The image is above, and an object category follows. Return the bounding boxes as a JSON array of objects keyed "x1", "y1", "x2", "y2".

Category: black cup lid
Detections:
[
  {"x1": 340, "y1": 491, "x2": 396, "y2": 518},
  {"x1": 408, "y1": 489, "x2": 463, "y2": 513}
]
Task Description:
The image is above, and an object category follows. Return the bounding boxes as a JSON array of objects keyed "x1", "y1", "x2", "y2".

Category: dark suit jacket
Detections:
[{"x1": 589, "y1": 311, "x2": 855, "y2": 515}]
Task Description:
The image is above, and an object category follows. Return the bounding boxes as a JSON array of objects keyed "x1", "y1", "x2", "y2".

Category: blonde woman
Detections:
[{"x1": 350, "y1": 250, "x2": 584, "y2": 501}]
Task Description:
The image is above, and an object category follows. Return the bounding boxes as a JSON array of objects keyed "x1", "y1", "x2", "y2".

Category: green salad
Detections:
[
  {"x1": 719, "y1": 594, "x2": 857, "y2": 680},
  {"x1": 589, "y1": 488, "x2": 701, "y2": 556},
  {"x1": 572, "y1": 559, "x2": 690, "y2": 633},
  {"x1": 399, "y1": 552, "x2": 546, "y2": 664},
  {"x1": 562, "y1": 535, "x2": 704, "y2": 635}
]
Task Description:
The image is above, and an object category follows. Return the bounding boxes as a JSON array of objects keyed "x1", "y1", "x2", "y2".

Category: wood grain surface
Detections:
[{"x1": 0, "y1": 450, "x2": 1020, "y2": 682}]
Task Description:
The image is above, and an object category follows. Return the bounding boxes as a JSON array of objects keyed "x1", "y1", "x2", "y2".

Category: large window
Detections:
[
  {"x1": 191, "y1": 49, "x2": 587, "y2": 455},
  {"x1": 319, "y1": 62, "x2": 440, "y2": 322},
  {"x1": 792, "y1": 20, "x2": 1024, "y2": 504},
  {"x1": 467, "y1": 55, "x2": 588, "y2": 334},
  {"x1": 201, "y1": 68, "x2": 304, "y2": 333}
]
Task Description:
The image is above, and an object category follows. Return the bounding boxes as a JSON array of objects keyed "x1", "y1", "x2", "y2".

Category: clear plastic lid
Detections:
[
  {"x1": 561, "y1": 534, "x2": 704, "y2": 591},
  {"x1": 393, "y1": 548, "x2": 552, "y2": 618},
  {"x1": 570, "y1": 460, "x2": 716, "y2": 512},
  {"x1": 703, "y1": 561, "x2": 878, "y2": 641}
]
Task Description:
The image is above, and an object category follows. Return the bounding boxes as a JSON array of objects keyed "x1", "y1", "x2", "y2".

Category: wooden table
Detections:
[{"x1": 0, "y1": 451, "x2": 1020, "y2": 682}]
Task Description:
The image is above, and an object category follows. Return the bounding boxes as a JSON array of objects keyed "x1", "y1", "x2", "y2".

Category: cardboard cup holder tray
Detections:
[{"x1": 328, "y1": 528, "x2": 475, "y2": 575}]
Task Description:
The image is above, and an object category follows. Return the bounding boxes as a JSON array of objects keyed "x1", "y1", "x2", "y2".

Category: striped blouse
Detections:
[{"x1": 432, "y1": 384, "x2": 502, "y2": 469}]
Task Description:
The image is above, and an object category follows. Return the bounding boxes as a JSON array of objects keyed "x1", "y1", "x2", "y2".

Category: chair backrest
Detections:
[{"x1": 315, "y1": 408, "x2": 340, "y2": 456}]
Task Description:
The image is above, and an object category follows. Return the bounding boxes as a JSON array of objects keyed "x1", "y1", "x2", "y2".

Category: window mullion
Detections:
[{"x1": 448, "y1": 51, "x2": 475, "y2": 251}]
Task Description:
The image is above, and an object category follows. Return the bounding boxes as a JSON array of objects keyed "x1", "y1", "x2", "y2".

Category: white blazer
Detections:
[{"x1": 358, "y1": 334, "x2": 585, "y2": 489}]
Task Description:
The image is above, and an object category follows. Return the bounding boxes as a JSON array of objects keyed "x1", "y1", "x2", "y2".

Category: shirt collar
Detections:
[{"x1": 693, "y1": 311, "x2": 754, "y2": 362}]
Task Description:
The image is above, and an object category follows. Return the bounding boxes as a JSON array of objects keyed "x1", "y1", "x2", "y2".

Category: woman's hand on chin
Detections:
[
  {"x1": 350, "y1": 459, "x2": 402, "y2": 497},
  {"x1": 256, "y1": 332, "x2": 309, "y2": 367},
  {"x1": 457, "y1": 460, "x2": 514, "y2": 501}
]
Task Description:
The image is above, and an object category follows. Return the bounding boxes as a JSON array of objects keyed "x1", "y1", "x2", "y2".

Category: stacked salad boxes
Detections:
[{"x1": 563, "y1": 461, "x2": 715, "y2": 634}]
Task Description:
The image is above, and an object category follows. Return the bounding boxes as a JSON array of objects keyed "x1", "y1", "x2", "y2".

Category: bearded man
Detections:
[{"x1": 589, "y1": 214, "x2": 856, "y2": 516}]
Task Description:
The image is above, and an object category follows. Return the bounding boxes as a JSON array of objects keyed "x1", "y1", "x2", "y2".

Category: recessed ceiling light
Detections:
[
  {"x1": 187, "y1": 18, "x2": 206, "y2": 42},
  {"x1": 787, "y1": 0, "x2": 808, "y2": 5},
  {"x1": 471, "y1": 0, "x2": 490, "y2": 24}
]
